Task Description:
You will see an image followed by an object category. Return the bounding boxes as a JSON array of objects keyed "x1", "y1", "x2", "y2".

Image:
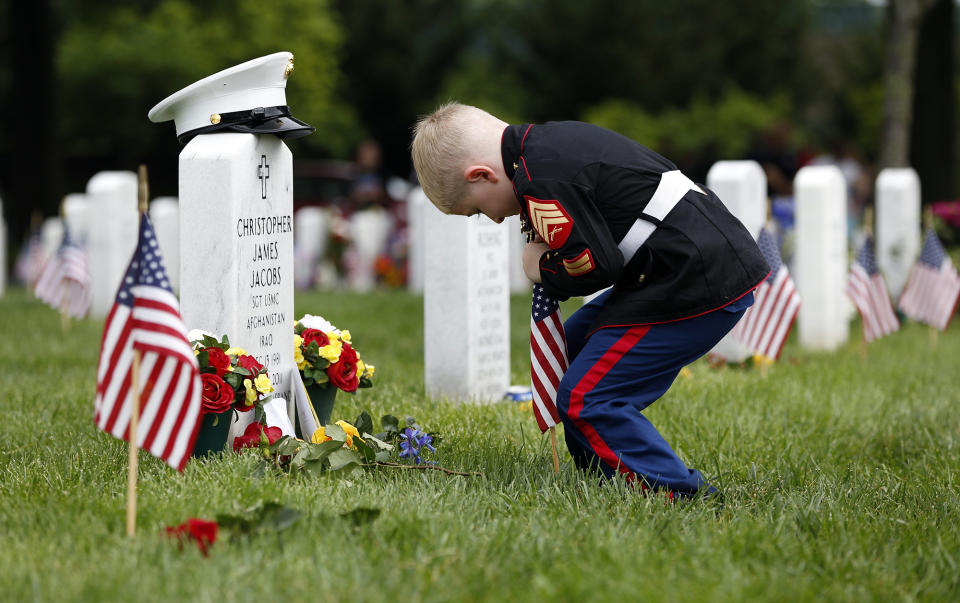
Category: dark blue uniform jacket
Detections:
[{"x1": 502, "y1": 121, "x2": 769, "y2": 333}]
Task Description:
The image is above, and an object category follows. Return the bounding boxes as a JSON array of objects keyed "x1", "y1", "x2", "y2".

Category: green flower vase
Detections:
[
  {"x1": 192, "y1": 410, "x2": 233, "y2": 458},
  {"x1": 296, "y1": 384, "x2": 338, "y2": 438}
]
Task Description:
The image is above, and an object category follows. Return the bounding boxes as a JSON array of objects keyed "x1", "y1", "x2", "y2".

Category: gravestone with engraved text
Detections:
[
  {"x1": 424, "y1": 205, "x2": 510, "y2": 402},
  {"x1": 179, "y1": 134, "x2": 295, "y2": 438}
]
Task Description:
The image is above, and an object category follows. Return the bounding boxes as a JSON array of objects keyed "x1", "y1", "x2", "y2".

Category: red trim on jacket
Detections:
[
  {"x1": 520, "y1": 124, "x2": 533, "y2": 152},
  {"x1": 520, "y1": 156, "x2": 531, "y2": 180},
  {"x1": 567, "y1": 325, "x2": 650, "y2": 480}
]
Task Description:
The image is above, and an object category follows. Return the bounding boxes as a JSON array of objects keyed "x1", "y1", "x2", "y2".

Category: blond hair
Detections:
[{"x1": 411, "y1": 102, "x2": 505, "y2": 212}]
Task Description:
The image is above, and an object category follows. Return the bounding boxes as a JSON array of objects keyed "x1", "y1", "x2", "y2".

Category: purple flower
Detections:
[{"x1": 398, "y1": 427, "x2": 436, "y2": 464}]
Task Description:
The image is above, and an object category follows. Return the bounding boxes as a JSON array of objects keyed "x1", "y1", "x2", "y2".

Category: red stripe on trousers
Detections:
[{"x1": 567, "y1": 325, "x2": 650, "y2": 479}]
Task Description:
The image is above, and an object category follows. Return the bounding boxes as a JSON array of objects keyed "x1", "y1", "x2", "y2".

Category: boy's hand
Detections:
[{"x1": 523, "y1": 240, "x2": 550, "y2": 283}]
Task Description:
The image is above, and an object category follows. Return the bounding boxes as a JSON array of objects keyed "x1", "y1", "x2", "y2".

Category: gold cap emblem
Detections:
[
  {"x1": 284, "y1": 57, "x2": 295, "y2": 79},
  {"x1": 210, "y1": 113, "x2": 221, "y2": 125}
]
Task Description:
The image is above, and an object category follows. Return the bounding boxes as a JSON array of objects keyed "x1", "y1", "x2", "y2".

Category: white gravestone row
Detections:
[
  {"x1": 794, "y1": 165, "x2": 849, "y2": 351},
  {"x1": 706, "y1": 160, "x2": 768, "y2": 362},
  {"x1": 875, "y1": 168, "x2": 921, "y2": 300},
  {"x1": 150, "y1": 197, "x2": 180, "y2": 294},
  {"x1": 293, "y1": 206, "x2": 328, "y2": 289},
  {"x1": 86, "y1": 171, "x2": 139, "y2": 318},
  {"x1": 179, "y1": 133, "x2": 296, "y2": 438},
  {"x1": 424, "y1": 204, "x2": 510, "y2": 403}
]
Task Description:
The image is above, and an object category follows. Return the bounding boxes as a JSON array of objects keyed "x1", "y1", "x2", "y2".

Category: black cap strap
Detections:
[{"x1": 178, "y1": 105, "x2": 293, "y2": 144}]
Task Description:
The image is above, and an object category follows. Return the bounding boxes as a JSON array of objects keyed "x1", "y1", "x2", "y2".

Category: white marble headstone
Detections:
[
  {"x1": 293, "y1": 206, "x2": 328, "y2": 289},
  {"x1": 876, "y1": 168, "x2": 921, "y2": 299},
  {"x1": 179, "y1": 133, "x2": 295, "y2": 439},
  {"x1": 62, "y1": 194, "x2": 91, "y2": 247},
  {"x1": 150, "y1": 197, "x2": 180, "y2": 294},
  {"x1": 406, "y1": 187, "x2": 429, "y2": 293},
  {"x1": 347, "y1": 208, "x2": 390, "y2": 292},
  {"x1": 506, "y1": 214, "x2": 531, "y2": 293},
  {"x1": 707, "y1": 160, "x2": 768, "y2": 361},
  {"x1": 794, "y1": 165, "x2": 849, "y2": 350},
  {"x1": 707, "y1": 160, "x2": 767, "y2": 239},
  {"x1": 86, "y1": 171, "x2": 139, "y2": 317},
  {"x1": 424, "y1": 205, "x2": 510, "y2": 402}
]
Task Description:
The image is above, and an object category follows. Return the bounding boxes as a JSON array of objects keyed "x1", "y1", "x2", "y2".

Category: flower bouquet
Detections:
[
  {"x1": 294, "y1": 314, "x2": 374, "y2": 428},
  {"x1": 189, "y1": 331, "x2": 275, "y2": 457}
]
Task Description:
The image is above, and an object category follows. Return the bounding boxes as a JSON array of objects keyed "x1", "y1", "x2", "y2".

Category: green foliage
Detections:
[
  {"x1": 583, "y1": 88, "x2": 791, "y2": 168},
  {"x1": 56, "y1": 0, "x2": 361, "y2": 159}
]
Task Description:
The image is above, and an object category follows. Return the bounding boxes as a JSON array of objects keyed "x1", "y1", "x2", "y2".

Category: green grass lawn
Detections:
[{"x1": 2, "y1": 287, "x2": 959, "y2": 602}]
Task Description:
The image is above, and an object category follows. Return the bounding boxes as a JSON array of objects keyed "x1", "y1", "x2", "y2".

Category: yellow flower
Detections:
[
  {"x1": 294, "y1": 346, "x2": 306, "y2": 370},
  {"x1": 335, "y1": 420, "x2": 361, "y2": 448},
  {"x1": 319, "y1": 338, "x2": 343, "y2": 363},
  {"x1": 356, "y1": 359, "x2": 366, "y2": 379},
  {"x1": 339, "y1": 330, "x2": 351, "y2": 343},
  {"x1": 243, "y1": 378, "x2": 257, "y2": 404},
  {"x1": 311, "y1": 426, "x2": 331, "y2": 444},
  {"x1": 254, "y1": 373, "x2": 274, "y2": 394},
  {"x1": 225, "y1": 346, "x2": 247, "y2": 356},
  {"x1": 294, "y1": 334, "x2": 304, "y2": 349},
  {"x1": 364, "y1": 364, "x2": 375, "y2": 378}
]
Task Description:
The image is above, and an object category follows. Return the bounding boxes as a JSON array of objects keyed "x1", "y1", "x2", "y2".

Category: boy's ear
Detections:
[{"x1": 464, "y1": 165, "x2": 498, "y2": 184}]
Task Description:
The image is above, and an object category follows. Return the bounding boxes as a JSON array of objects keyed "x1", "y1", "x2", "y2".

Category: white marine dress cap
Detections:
[{"x1": 148, "y1": 51, "x2": 314, "y2": 144}]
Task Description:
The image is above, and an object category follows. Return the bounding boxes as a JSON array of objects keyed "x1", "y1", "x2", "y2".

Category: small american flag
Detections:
[
  {"x1": 94, "y1": 214, "x2": 202, "y2": 471},
  {"x1": 530, "y1": 284, "x2": 567, "y2": 433},
  {"x1": 846, "y1": 234, "x2": 899, "y2": 342},
  {"x1": 898, "y1": 228, "x2": 960, "y2": 330},
  {"x1": 15, "y1": 230, "x2": 46, "y2": 287},
  {"x1": 33, "y1": 224, "x2": 91, "y2": 318},
  {"x1": 731, "y1": 227, "x2": 800, "y2": 360}
]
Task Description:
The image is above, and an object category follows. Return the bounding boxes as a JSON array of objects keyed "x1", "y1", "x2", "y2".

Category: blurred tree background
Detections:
[{"x1": 0, "y1": 0, "x2": 956, "y2": 249}]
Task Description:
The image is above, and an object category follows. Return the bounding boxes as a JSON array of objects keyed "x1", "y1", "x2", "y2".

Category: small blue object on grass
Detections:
[
  {"x1": 504, "y1": 385, "x2": 533, "y2": 402},
  {"x1": 398, "y1": 427, "x2": 436, "y2": 465}
]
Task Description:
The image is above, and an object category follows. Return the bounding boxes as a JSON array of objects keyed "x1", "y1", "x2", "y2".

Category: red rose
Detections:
[
  {"x1": 203, "y1": 347, "x2": 231, "y2": 377},
  {"x1": 165, "y1": 518, "x2": 218, "y2": 556},
  {"x1": 301, "y1": 328, "x2": 329, "y2": 349},
  {"x1": 232, "y1": 421, "x2": 282, "y2": 452},
  {"x1": 236, "y1": 354, "x2": 264, "y2": 374},
  {"x1": 327, "y1": 343, "x2": 359, "y2": 392},
  {"x1": 200, "y1": 373, "x2": 234, "y2": 414}
]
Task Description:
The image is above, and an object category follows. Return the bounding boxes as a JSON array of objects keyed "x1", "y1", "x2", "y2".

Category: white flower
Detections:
[
  {"x1": 186, "y1": 328, "x2": 217, "y2": 345},
  {"x1": 298, "y1": 314, "x2": 340, "y2": 334}
]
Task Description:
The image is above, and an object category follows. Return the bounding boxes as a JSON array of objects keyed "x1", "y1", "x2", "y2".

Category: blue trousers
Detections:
[{"x1": 557, "y1": 291, "x2": 747, "y2": 494}]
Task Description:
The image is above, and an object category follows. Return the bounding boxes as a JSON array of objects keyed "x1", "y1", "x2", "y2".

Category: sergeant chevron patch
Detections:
[
  {"x1": 524, "y1": 196, "x2": 574, "y2": 249},
  {"x1": 563, "y1": 249, "x2": 595, "y2": 276}
]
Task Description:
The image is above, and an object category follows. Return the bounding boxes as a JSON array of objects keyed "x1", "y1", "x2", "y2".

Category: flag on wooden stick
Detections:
[
  {"x1": 898, "y1": 228, "x2": 960, "y2": 330},
  {"x1": 94, "y1": 212, "x2": 202, "y2": 471},
  {"x1": 33, "y1": 224, "x2": 91, "y2": 318},
  {"x1": 730, "y1": 226, "x2": 800, "y2": 360},
  {"x1": 530, "y1": 284, "x2": 567, "y2": 433},
  {"x1": 847, "y1": 234, "x2": 899, "y2": 342}
]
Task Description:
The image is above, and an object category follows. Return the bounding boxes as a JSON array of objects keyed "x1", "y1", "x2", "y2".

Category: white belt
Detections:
[{"x1": 617, "y1": 170, "x2": 705, "y2": 263}]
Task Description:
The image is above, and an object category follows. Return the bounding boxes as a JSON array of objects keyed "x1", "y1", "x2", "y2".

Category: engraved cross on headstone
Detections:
[{"x1": 258, "y1": 155, "x2": 270, "y2": 199}]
